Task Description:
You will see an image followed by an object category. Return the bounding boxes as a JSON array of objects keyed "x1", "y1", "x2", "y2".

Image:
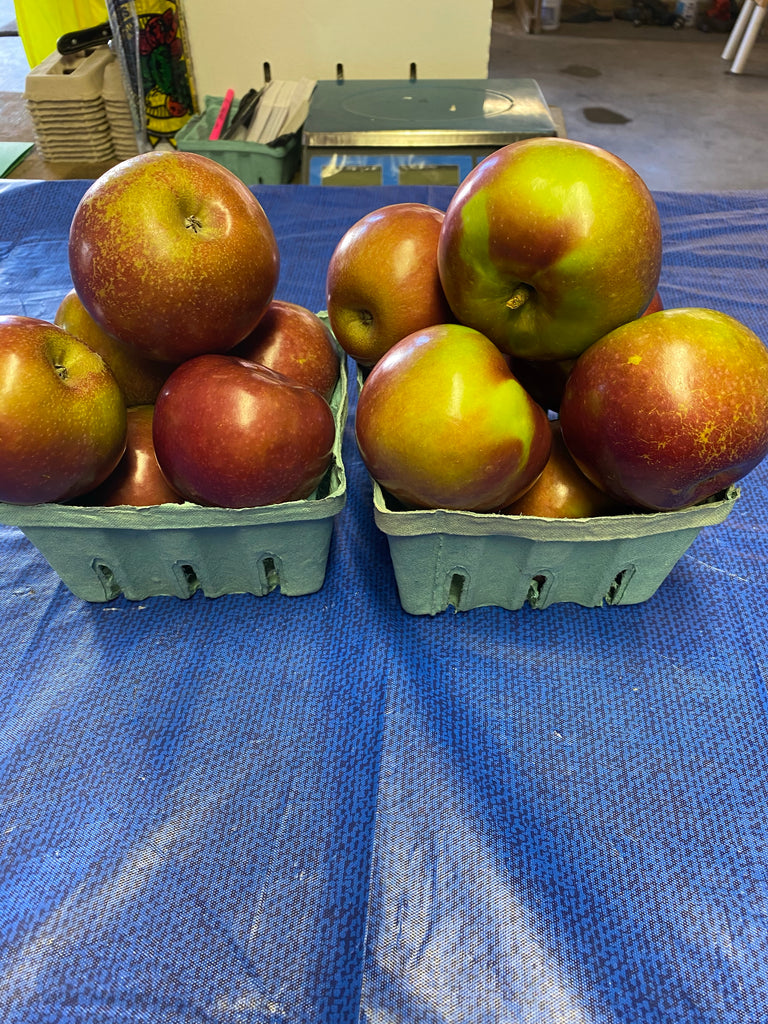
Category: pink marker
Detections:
[{"x1": 208, "y1": 90, "x2": 235, "y2": 140}]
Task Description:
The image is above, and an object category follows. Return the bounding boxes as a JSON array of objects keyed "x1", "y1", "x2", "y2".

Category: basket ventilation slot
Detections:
[
  {"x1": 527, "y1": 574, "x2": 550, "y2": 609},
  {"x1": 262, "y1": 556, "x2": 280, "y2": 593},
  {"x1": 605, "y1": 565, "x2": 636, "y2": 605},
  {"x1": 447, "y1": 572, "x2": 466, "y2": 611},
  {"x1": 92, "y1": 561, "x2": 120, "y2": 600},
  {"x1": 175, "y1": 562, "x2": 201, "y2": 597}
]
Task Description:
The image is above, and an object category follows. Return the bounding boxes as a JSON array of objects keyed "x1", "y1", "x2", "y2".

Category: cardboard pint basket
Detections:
[
  {"x1": 371, "y1": 480, "x2": 740, "y2": 615},
  {"x1": 0, "y1": 359, "x2": 348, "y2": 604}
]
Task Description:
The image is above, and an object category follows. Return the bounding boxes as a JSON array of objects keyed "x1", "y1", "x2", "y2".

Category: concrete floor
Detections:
[
  {"x1": 489, "y1": 1, "x2": 768, "y2": 190},
  {"x1": 0, "y1": 0, "x2": 766, "y2": 189}
]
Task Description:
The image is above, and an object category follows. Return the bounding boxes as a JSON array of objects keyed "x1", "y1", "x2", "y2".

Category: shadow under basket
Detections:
[
  {"x1": 0, "y1": 361, "x2": 348, "y2": 603},
  {"x1": 372, "y1": 481, "x2": 740, "y2": 615}
]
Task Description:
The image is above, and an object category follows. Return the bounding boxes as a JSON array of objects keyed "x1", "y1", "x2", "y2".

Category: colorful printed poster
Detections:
[{"x1": 107, "y1": 0, "x2": 197, "y2": 147}]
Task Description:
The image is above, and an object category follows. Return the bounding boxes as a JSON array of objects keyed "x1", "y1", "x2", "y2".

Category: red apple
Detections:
[
  {"x1": 54, "y1": 289, "x2": 177, "y2": 405},
  {"x1": 78, "y1": 404, "x2": 185, "y2": 507},
  {"x1": 231, "y1": 300, "x2": 340, "y2": 402},
  {"x1": 507, "y1": 356, "x2": 575, "y2": 413},
  {"x1": 68, "y1": 150, "x2": 280, "y2": 363},
  {"x1": 643, "y1": 289, "x2": 664, "y2": 316},
  {"x1": 559, "y1": 307, "x2": 768, "y2": 511},
  {"x1": 326, "y1": 202, "x2": 454, "y2": 367},
  {"x1": 437, "y1": 138, "x2": 662, "y2": 362},
  {"x1": 152, "y1": 355, "x2": 336, "y2": 508},
  {"x1": 503, "y1": 420, "x2": 625, "y2": 518},
  {"x1": 0, "y1": 315, "x2": 126, "y2": 504},
  {"x1": 355, "y1": 322, "x2": 552, "y2": 512}
]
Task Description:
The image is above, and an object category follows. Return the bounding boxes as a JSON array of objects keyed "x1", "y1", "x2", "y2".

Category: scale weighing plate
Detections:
[{"x1": 302, "y1": 78, "x2": 557, "y2": 186}]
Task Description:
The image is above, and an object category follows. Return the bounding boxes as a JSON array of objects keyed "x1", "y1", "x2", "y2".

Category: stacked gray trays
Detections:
[{"x1": 25, "y1": 47, "x2": 138, "y2": 164}]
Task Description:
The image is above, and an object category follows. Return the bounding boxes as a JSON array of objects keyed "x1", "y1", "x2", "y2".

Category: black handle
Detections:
[{"x1": 57, "y1": 22, "x2": 112, "y2": 56}]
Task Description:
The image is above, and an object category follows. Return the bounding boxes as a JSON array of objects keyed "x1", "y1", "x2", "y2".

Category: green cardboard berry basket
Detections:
[
  {"x1": 175, "y1": 94, "x2": 301, "y2": 185},
  {"x1": 370, "y1": 479, "x2": 739, "y2": 615},
  {"x1": 0, "y1": 353, "x2": 348, "y2": 603}
]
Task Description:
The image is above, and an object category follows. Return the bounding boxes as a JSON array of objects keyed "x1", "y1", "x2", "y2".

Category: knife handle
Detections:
[{"x1": 57, "y1": 22, "x2": 112, "y2": 56}]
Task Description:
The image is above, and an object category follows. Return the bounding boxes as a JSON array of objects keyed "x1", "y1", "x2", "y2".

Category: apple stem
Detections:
[{"x1": 506, "y1": 285, "x2": 533, "y2": 311}]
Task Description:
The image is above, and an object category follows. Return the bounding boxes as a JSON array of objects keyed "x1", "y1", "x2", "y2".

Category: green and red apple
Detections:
[
  {"x1": 559, "y1": 307, "x2": 768, "y2": 511},
  {"x1": 54, "y1": 289, "x2": 177, "y2": 405},
  {"x1": 68, "y1": 150, "x2": 280, "y2": 364},
  {"x1": 153, "y1": 355, "x2": 336, "y2": 508},
  {"x1": 326, "y1": 202, "x2": 454, "y2": 367},
  {"x1": 437, "y1": 137, "x2": 662, "y2": 362},
  {"x1": 506, "y1": 288, "x2": 665, "y2": 412},
  {"x1": 355, "y1": 322, "x2": 551, "y2": 512},
  {"x1": 232, "y1": 300, "x2": 340, "y2": 402},
  {"x1": 0, "y1": 315, "x2": 126, "y2": 505}
]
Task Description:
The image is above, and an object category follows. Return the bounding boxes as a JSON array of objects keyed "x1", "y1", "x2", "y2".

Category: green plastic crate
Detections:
[
  {"x1": 0, "y1": 353, "x2": 348, "y2": 603},
  {"x1": 175, "y1": 94, "x2": 301, "y2": 185}
]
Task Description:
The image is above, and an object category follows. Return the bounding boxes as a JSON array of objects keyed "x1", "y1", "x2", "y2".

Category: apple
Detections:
[
  {"x1": 152, "y1": 355, "x2": 336, "y2": 508},
  {"x1": 326, "y1": 202, "x2": 454, "y2": 367},
  {"x1": 231, "y1": 300, "x2": 340, "y2": 402},
  {"x1": 355, "y1": 322, "x2": 552, "y2": 512},
  {"x1": 0, "y1": 315, "x2": 126, "y2": 505},
  {"x1": 436, "y1": 137, "x2": 662, "y2": 362},
  {"x1": 503, "y1": 420, "x2": 626, "y2": 518},
  {"x1": 508, "y1": 356, "x2": 575, "y2": 413},
  {"x1": 68, "y1": 150, "x2": 280, "y2": 364},
  {"x1": 78, "y1": 404, "x2": 185, "y2": 507},
  {"x1": 54, "y1": 289, "x2": 177, "y2": 405},
  {"x1": 643, "y1": 289, "x2": 664, "y2": 316},
  {"x1": 559, "y1": 307, "x2": 768, "y2": 511}
]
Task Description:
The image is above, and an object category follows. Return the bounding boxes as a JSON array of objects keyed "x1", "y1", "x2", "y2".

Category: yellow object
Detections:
[
  {"x1": 14, "y1": 0, "x2": 108, "y2": 68},
  {"x1": 135, "y1": 0, "x2": 197, "y2": 144}
]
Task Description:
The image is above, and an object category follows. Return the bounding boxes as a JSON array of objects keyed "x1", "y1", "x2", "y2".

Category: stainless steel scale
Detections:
[{"x1": 301, "y1": 78, "x2": 558, "y2": 186}]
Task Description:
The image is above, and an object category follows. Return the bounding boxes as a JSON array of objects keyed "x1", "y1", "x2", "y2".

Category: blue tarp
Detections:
[{"x1": 0, "y1": 181, "x2": 767, "y2": 1023}]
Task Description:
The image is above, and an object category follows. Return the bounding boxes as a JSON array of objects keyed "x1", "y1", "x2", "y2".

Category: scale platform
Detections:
[{"x1": 301, "y1": 78, "x2": 558, "y2": 186}]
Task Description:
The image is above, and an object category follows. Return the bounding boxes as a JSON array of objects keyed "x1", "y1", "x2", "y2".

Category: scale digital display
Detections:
[{"x1": 302, "y1": 78, "x2": 558, "y2": 186}]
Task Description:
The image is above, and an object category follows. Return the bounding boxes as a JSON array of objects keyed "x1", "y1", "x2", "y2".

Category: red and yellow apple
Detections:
[
  {"x1": 326, "y1": 202, "x2": 454, "y2": 367},
  {"x1": 152, "y1": 355, "x2": 336, "y2": 508},
  {"x1": 68, "y1": 150, "x2": 280, "y2": 364},
  {"x1": 232, "y1": 300, "x2": 340, "y2": 402},
  {"x1": 355, "y1": 322, "x2": 552, "y2": 512},
  {"x1": 0, "y1": 315, "x2": 126, "y2": 505},
  {"x1": 503, "y1": 420, "x2": 625, "y2": 518},
  {"x1": 78, "y1": 404, "x2": 184, "y2": 507},
  {"x1": 437, "y1": 138, "x2": 662, "y2": 362},
  {"x1": 54, "y1": 289, "x2": 177, "y2": 405},
  {"x1": 559, "y1": 307, "x2": 768, "y2": 511}
]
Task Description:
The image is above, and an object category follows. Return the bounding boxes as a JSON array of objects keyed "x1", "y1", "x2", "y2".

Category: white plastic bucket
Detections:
[{"x1": 540, "y1": 0, "x2": 562, "y2": 30}]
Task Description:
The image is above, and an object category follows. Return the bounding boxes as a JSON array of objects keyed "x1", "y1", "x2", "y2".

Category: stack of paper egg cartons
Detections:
[
  {"x1": 102, "y1": 57, "x2": 139, "y2": 160},
  {"x1": 24, "y1": 46, "x2": 117, "y2": 163}
]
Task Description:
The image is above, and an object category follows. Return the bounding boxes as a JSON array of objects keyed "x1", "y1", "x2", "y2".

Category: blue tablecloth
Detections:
[{"x1": 1, "y1": 181, "x2": 767, "y2": 1024}]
